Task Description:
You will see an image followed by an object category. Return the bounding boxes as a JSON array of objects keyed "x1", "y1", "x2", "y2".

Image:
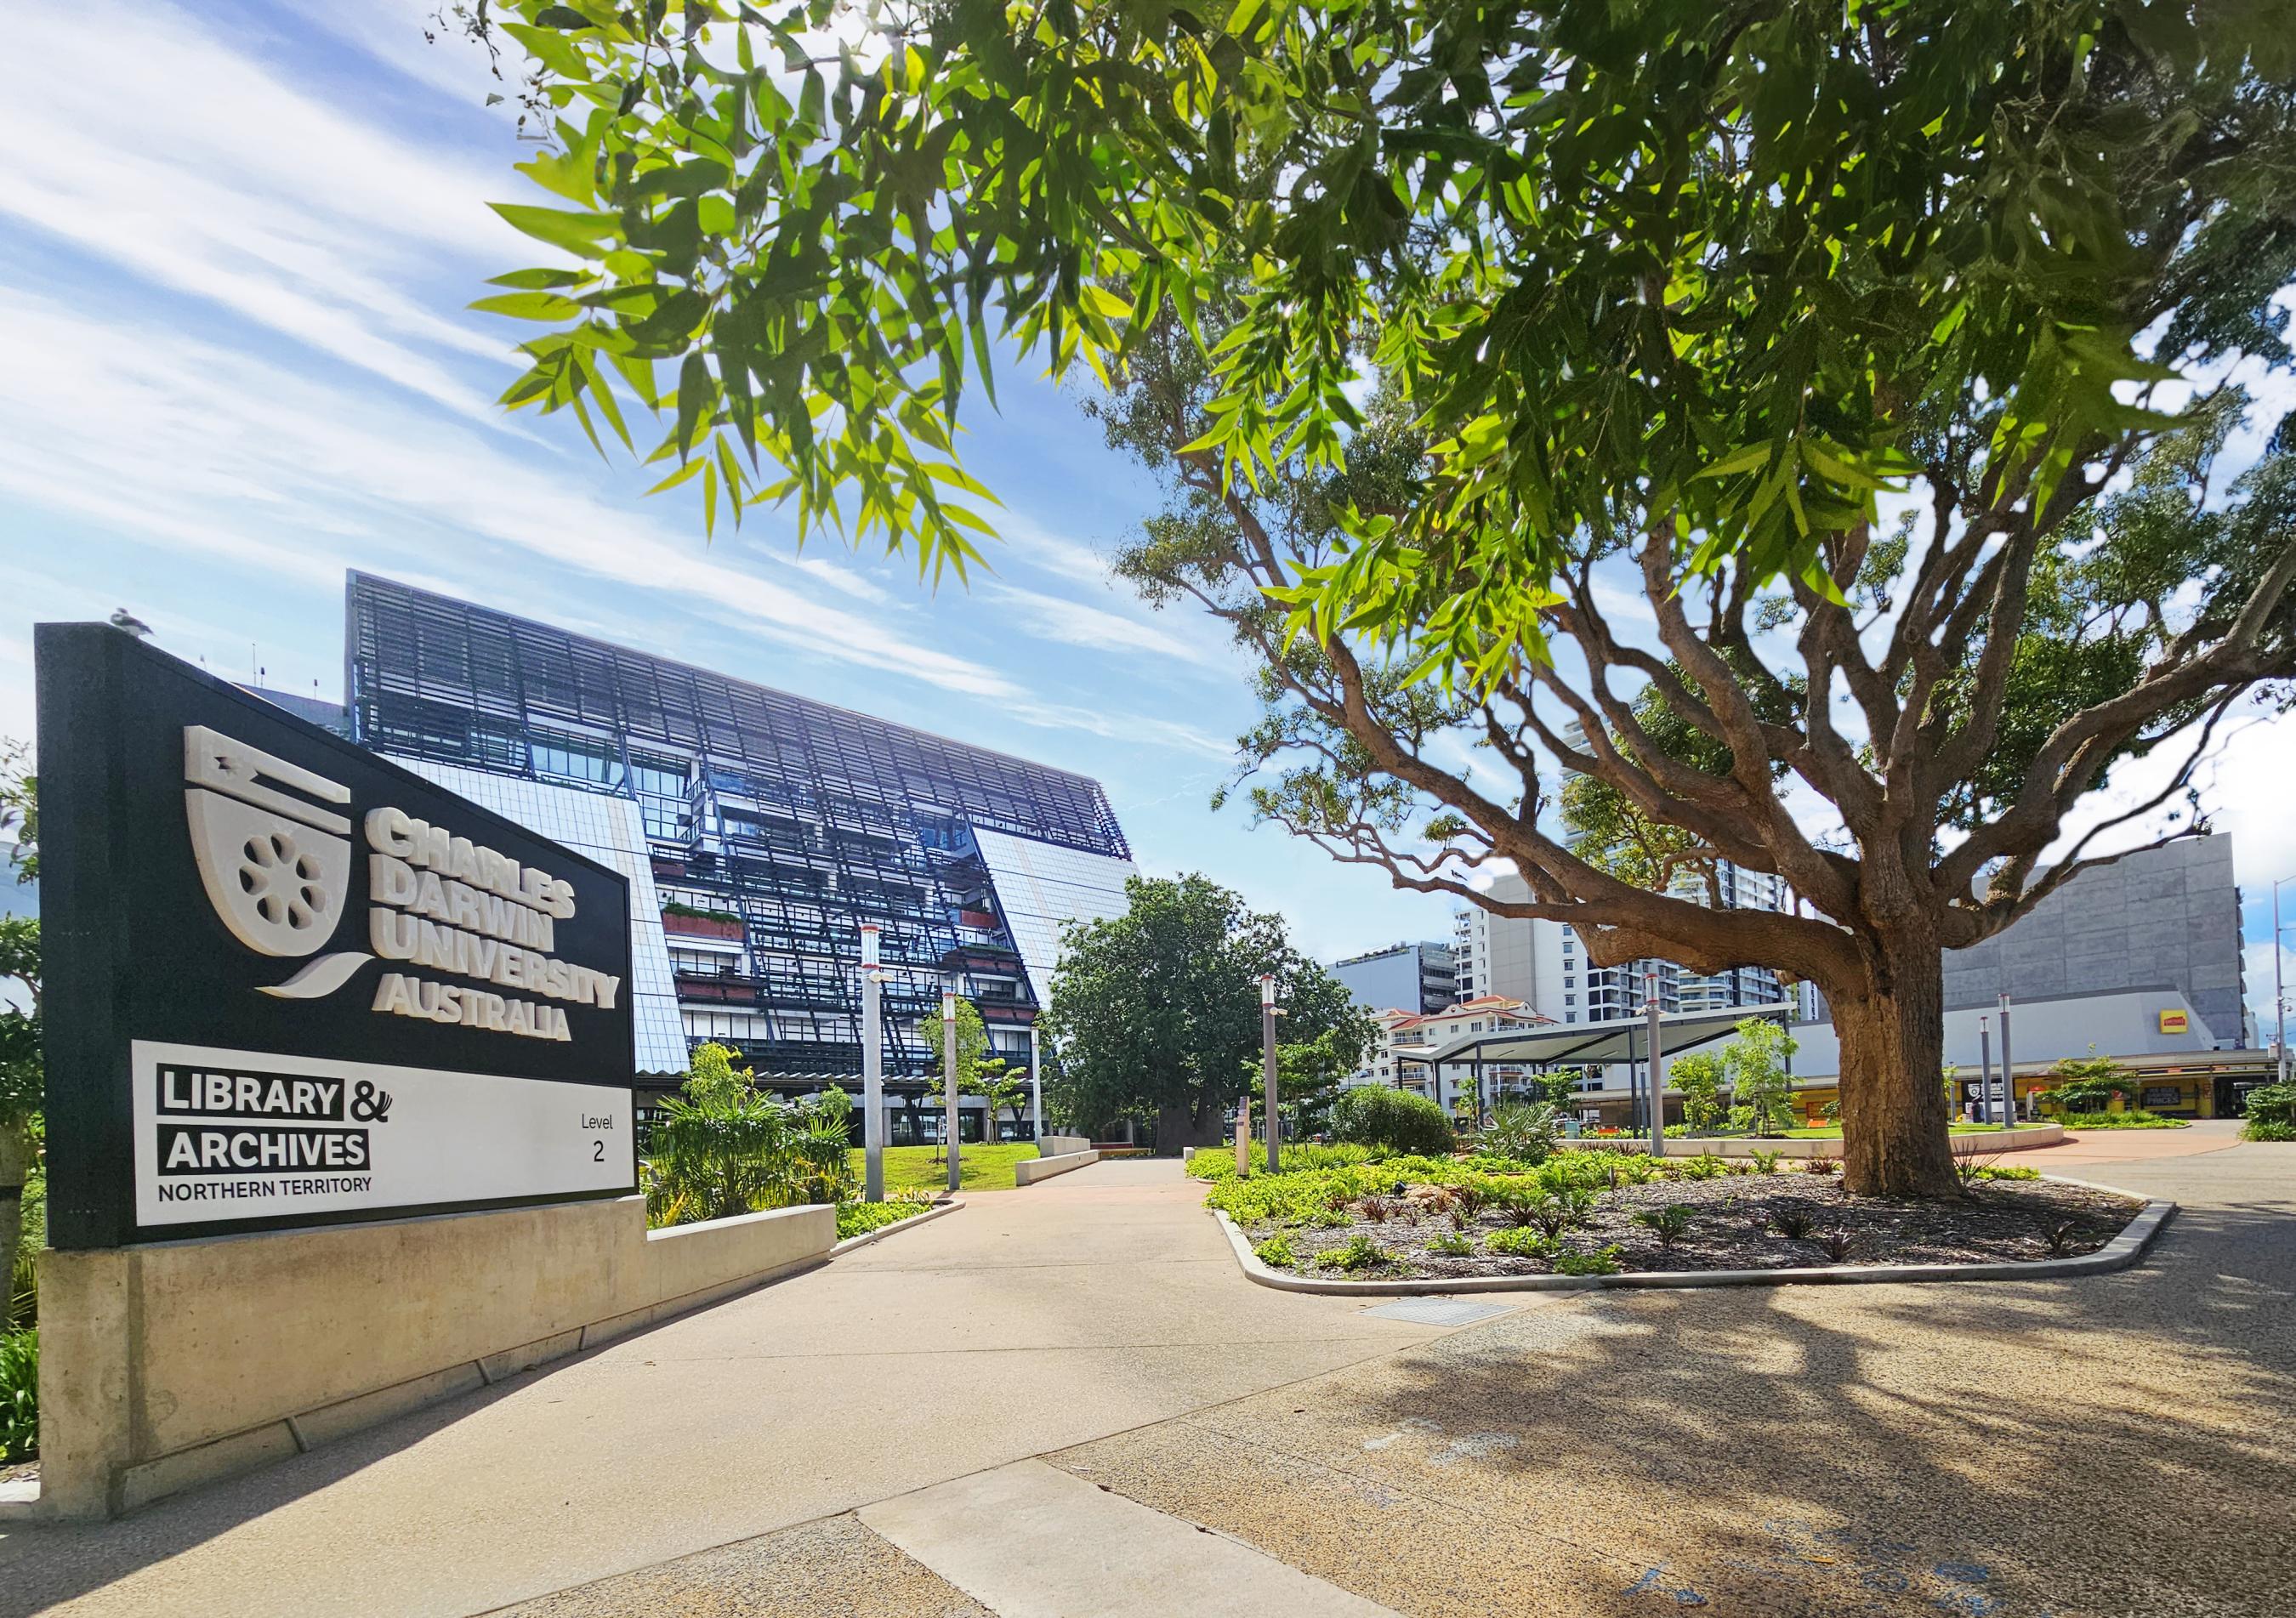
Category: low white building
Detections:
[{"x1": 1353, "y1": 994, "x2": 1552, "y2": 1119}]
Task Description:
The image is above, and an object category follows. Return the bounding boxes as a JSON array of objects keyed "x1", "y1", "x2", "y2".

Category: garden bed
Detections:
[{"x1": 1210, "y1": 1150, "x2": 2146, "y2": 1281}]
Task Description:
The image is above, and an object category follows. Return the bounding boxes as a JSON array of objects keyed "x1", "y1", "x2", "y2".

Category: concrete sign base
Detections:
[{"x1": 39, "y1": 1195, "x2": 833, "y2": 1519}]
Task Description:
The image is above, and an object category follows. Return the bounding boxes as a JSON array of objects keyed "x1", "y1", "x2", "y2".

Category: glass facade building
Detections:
[{"x1": 337, "y1": 572, "x2": 1137, "y2": 1133}]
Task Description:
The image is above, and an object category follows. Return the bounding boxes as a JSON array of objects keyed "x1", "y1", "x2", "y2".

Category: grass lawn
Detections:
[{"x1": 851, "y1": 1143, "x2": 1042, "y2": 1194}]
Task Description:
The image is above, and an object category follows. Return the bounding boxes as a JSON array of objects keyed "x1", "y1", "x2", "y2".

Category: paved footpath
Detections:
[
  {"x1": 3, "y1": 1143, "x2": 2289, "y2": 1617},
  {"x1": 0, "y1": 1161, "x2": 1445, "y2": 1618},
  {"x1": 1050, "y1": 1138, "x2": 2295, "y2": 1618}
]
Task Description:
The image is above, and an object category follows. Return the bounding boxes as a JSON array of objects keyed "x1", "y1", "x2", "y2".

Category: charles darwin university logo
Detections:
[{"x1": 184, "y1": 724, "x2": 370, "y2": 1000}]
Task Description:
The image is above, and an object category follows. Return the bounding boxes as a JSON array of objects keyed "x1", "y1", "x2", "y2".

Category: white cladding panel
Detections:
[{"x1": 970, "y1": 828, "x2": 1138, "y2": 1010}]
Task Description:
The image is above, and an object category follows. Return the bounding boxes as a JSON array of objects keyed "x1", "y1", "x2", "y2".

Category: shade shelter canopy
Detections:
[{"x1": 1414, "y1": 1002, "x2": 1798, "y2": 1072}]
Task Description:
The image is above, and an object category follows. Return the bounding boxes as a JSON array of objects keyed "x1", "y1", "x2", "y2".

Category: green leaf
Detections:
[
  {"x1": 489, "y1": 202, "x2": 617, "y2": 258},
  {"x1": 469, "y1": 291, "x2": 583, "y2": 321}
]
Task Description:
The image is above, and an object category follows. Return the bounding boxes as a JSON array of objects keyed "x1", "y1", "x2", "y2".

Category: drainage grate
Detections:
[{"x1": 1358, "y1": 1298, "x2": 1518, "y2": 1327}]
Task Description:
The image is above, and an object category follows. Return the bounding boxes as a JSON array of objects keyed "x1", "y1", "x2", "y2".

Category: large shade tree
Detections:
[
  {"x1": 464, "y1": 0, "x2": 2296, "y2": 1192},
  {"x1": 1041, "y1": 873, "x2": 1368, "y2": 1147}
]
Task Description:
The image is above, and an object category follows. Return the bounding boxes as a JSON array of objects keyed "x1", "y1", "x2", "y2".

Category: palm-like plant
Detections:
[{"x1": 643, "y1": 1044, "x2": 855, "y2": 1226}]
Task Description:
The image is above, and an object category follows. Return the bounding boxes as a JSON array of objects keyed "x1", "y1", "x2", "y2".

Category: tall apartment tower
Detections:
[
  {"x1": 1452, "y1": 866, "x2": 1787, "y2": 1024},
  {"x1": 1328, "y1": 940, "x2": 1458, "y2": 1014}
]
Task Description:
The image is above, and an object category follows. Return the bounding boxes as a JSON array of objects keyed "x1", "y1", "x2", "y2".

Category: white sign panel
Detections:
[{"x1": 133, "y1": 1040, "x2": 632, "y2": 1229}]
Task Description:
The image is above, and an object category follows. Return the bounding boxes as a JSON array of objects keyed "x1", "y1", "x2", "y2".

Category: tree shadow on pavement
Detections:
[
  {"x1": 0, "y1": 1360, "x2": 538, "y2": 1616},
  {"x1": 1287, "y1": 1197, "x2": 2294, "y2": 1618}
]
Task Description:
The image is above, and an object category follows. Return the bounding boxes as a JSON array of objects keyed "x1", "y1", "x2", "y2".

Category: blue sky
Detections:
[{"x1": 3, "y1": 0, "x2": 2293, "y2": 1036}]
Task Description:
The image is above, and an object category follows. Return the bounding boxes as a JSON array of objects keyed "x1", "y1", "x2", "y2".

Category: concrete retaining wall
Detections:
[
  {"x1": 1013, "y1": 1150, "x2": 1098, "y2": 1186},
  {"x1": 39, "y1": 1195, "x2": 833, "y2": 1520},
  {"x1": 1672, "y1": 1125, "x2": 2064, "y2": 1159},
  {"x1": 1037, "y1": 1134, "x2": 1091, "y2": 1158}
]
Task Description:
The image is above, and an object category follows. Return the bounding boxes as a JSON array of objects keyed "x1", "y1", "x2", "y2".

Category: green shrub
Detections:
[
  {"x1": 1427, "y1": 1231, "x2": 1477, "y2": 1257},
  {"x1": 1553, "y1": 1245, "x2": 1625, "y2": 1276},
  {"x1": 1675, "y1": 1153, "x2": 1728, "y2": 1182},
  {"x1": 1749, "y1": 1150, "x2": 1783, "y2": 1175},
  {"x1": 1332, "y1": 1087, "x2": 1458, "y2": 1155},
  {"x1": 2056, "y1": 1109, "x2": 2185, "y2": 1129},
  {"x1": 1313, "y1": 1235, "x2": 1390, "y2": 1272},
  {"x1": 645, "y1": 1044, "x2": 857, "y2": 1226},
  {"x1": 1475, "y1": 1102, "x2": 1558, "y2": 1166},
  {"x1": 1484, "y1": 1227, "x2": 1557, "y2": 1257},
  {"x1": 835, "y1": 1192, "x2": 934, "y2": 1241},
  {"x1": 1253, "y1": 1234, "x2": 1299, "y2": 1269},
  {"x1": 2239, "y1": 1082, "x2": 2296, "y2": 1139},
  {"x1": 1970, "y1": 1163, "x2": 2041, "y2": 1181},
  {"x1": 0, "y1": 1328, "x2": 33, "y2": 1462},
  {"x1": 1769, "y1": 1205, "x2": 1816, "y2": 1239},
  {"x1": 1487, "y1": 1180, "x2": 1544, "y2": 1227},
  {"x1": 1187, "y1": 1141, "x2": 1380, "y2": 1181},
  {"x1": 1527, "y1": 1186, "x2": 1596, "y2": 1238},
  {"x1": 1633, "y1": 1203, "x2": 1698, "y2": 1248},
  {"x1": 1202, "y1": 1155, "x2": 1459, "y2": 1224}
]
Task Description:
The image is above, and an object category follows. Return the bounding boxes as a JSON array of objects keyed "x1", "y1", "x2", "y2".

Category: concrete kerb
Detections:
[
  {"x1": 1684, "y1": 1123, "x2": 2066, "y2": 1158},
  {"x1": 1212, "y1": 1176, "x2": 2178, "y2": 1297},
  {"x1": 828, "y1": 1195, "x2": 964, "y2": 1257}
]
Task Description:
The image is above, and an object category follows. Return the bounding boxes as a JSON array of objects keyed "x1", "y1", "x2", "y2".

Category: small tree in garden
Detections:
[
  {"x1": 1262, "y1": 1022, "x2": 1372, "y2": 1139},
  {"x1": 968, "y1": 1060, "x2": 1029, "y2": 1145},
  {"x1": 2042, "y1": 1048, "x2": 2137, "y2": 1114},
  {"x1": 1671, "y1": 1050, "x2": 1728, "y2": 1133},
  {"x1": 1725, "y1": 1019, "x2": 1800, "y2": 1138},
  {"x1": 912, "y1": 996, "x2": 992, "y2": 1160}
]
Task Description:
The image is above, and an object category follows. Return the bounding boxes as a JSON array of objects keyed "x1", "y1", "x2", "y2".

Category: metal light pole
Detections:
[
  {"x1": 1977, "y1": 1014, "x2": 1992, "y2": 1135},
  {"x1": 2276, "y1": 876, "x2": 2293, "y2": 1086},
  {"x1": 1645, "y1": 968, "x2": 1665, "y2": 1157},
  {"x1": 1028, "y1": 1020, "x2": 1043, "y2": 1145},
  {"x1": 941, "y1": 988, "x2": 962, "y2": 1193},
  {"x1": 1259, "y1": 974, "x2": 1282, "y2": 1173},
  {"x1": 860, "y1": 923, "x2": 884, "y2": 1202},
  {"x1": 1997, "y1": 992, "x2": 2015, "y2": 1127}
]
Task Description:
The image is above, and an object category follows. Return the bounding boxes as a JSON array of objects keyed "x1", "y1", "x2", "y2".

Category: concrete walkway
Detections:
[
  {"x1": 7, "y1": 1144, "x2": 2288, "y2": 1616},
  {"x1": 1052, "y1": 1141, "x2": 2296, "y2": 1618},
  {"x1": 2014, "y1": 1115, "x2": 2247, "y2": 1165},
  {"x1": 0, "y1": 1161, "x2": 1447, "y2": 1618}
]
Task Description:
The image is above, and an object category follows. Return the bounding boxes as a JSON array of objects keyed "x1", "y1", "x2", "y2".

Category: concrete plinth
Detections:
[{"x1": 37, "y1": 1195, "x2": 833, "y2": 1520}]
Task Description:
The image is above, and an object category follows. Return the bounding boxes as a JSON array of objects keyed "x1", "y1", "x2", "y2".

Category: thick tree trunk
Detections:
[
  {"x1": 1156, "y1": 1101, "x2": 1231, "y2": 1153},
  {"x1": 1833, "y1": 942, "x2": 1960, "y2": 1198}
]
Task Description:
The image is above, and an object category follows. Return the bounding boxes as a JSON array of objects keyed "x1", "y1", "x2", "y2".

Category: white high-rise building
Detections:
[{"x1": 1452, "y1": 866, "x2": 1787, "y2": 1024}]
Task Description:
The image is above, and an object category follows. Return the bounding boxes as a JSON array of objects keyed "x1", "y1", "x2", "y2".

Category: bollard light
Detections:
[
  {"x1": 1259, "y1": 972, "x2": 1282, "y2": 1173},
  {"x1": 858, "y1": 923, "x2": 885, "y2": 1201}
]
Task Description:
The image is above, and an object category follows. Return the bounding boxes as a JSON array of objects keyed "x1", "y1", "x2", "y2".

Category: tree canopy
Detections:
[
  {"x1": 463, "y1": 3, "x2": 2296, "y2": 1195},
  {"x1": 1040, "y1": 873, "x2": 1368, "y2": 1145}
]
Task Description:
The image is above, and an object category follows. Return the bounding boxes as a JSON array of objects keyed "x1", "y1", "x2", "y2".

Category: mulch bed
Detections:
[{"x1": 1248, "y1": 1171, "x2": 2145, "y2": 1280}]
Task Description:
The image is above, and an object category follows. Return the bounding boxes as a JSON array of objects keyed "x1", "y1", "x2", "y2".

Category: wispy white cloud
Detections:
[
  {"x1": 0, "y1": 0, "x2": 526, "y2": 422},
  {"x1": 1003, "y1": 696, "x2": 1233, "y2": 760},
  {"x1": 986, "y1": 580, "x2": 1230, "y2": 669},
  {"x1": 0, "y1": 288, "x2": 1020, "y2": 700}
]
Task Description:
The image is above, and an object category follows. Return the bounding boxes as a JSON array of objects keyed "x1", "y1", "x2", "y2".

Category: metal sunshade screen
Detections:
[{"x1": 344, "y1": 572, "x2": 1135, "y2": 1086}]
